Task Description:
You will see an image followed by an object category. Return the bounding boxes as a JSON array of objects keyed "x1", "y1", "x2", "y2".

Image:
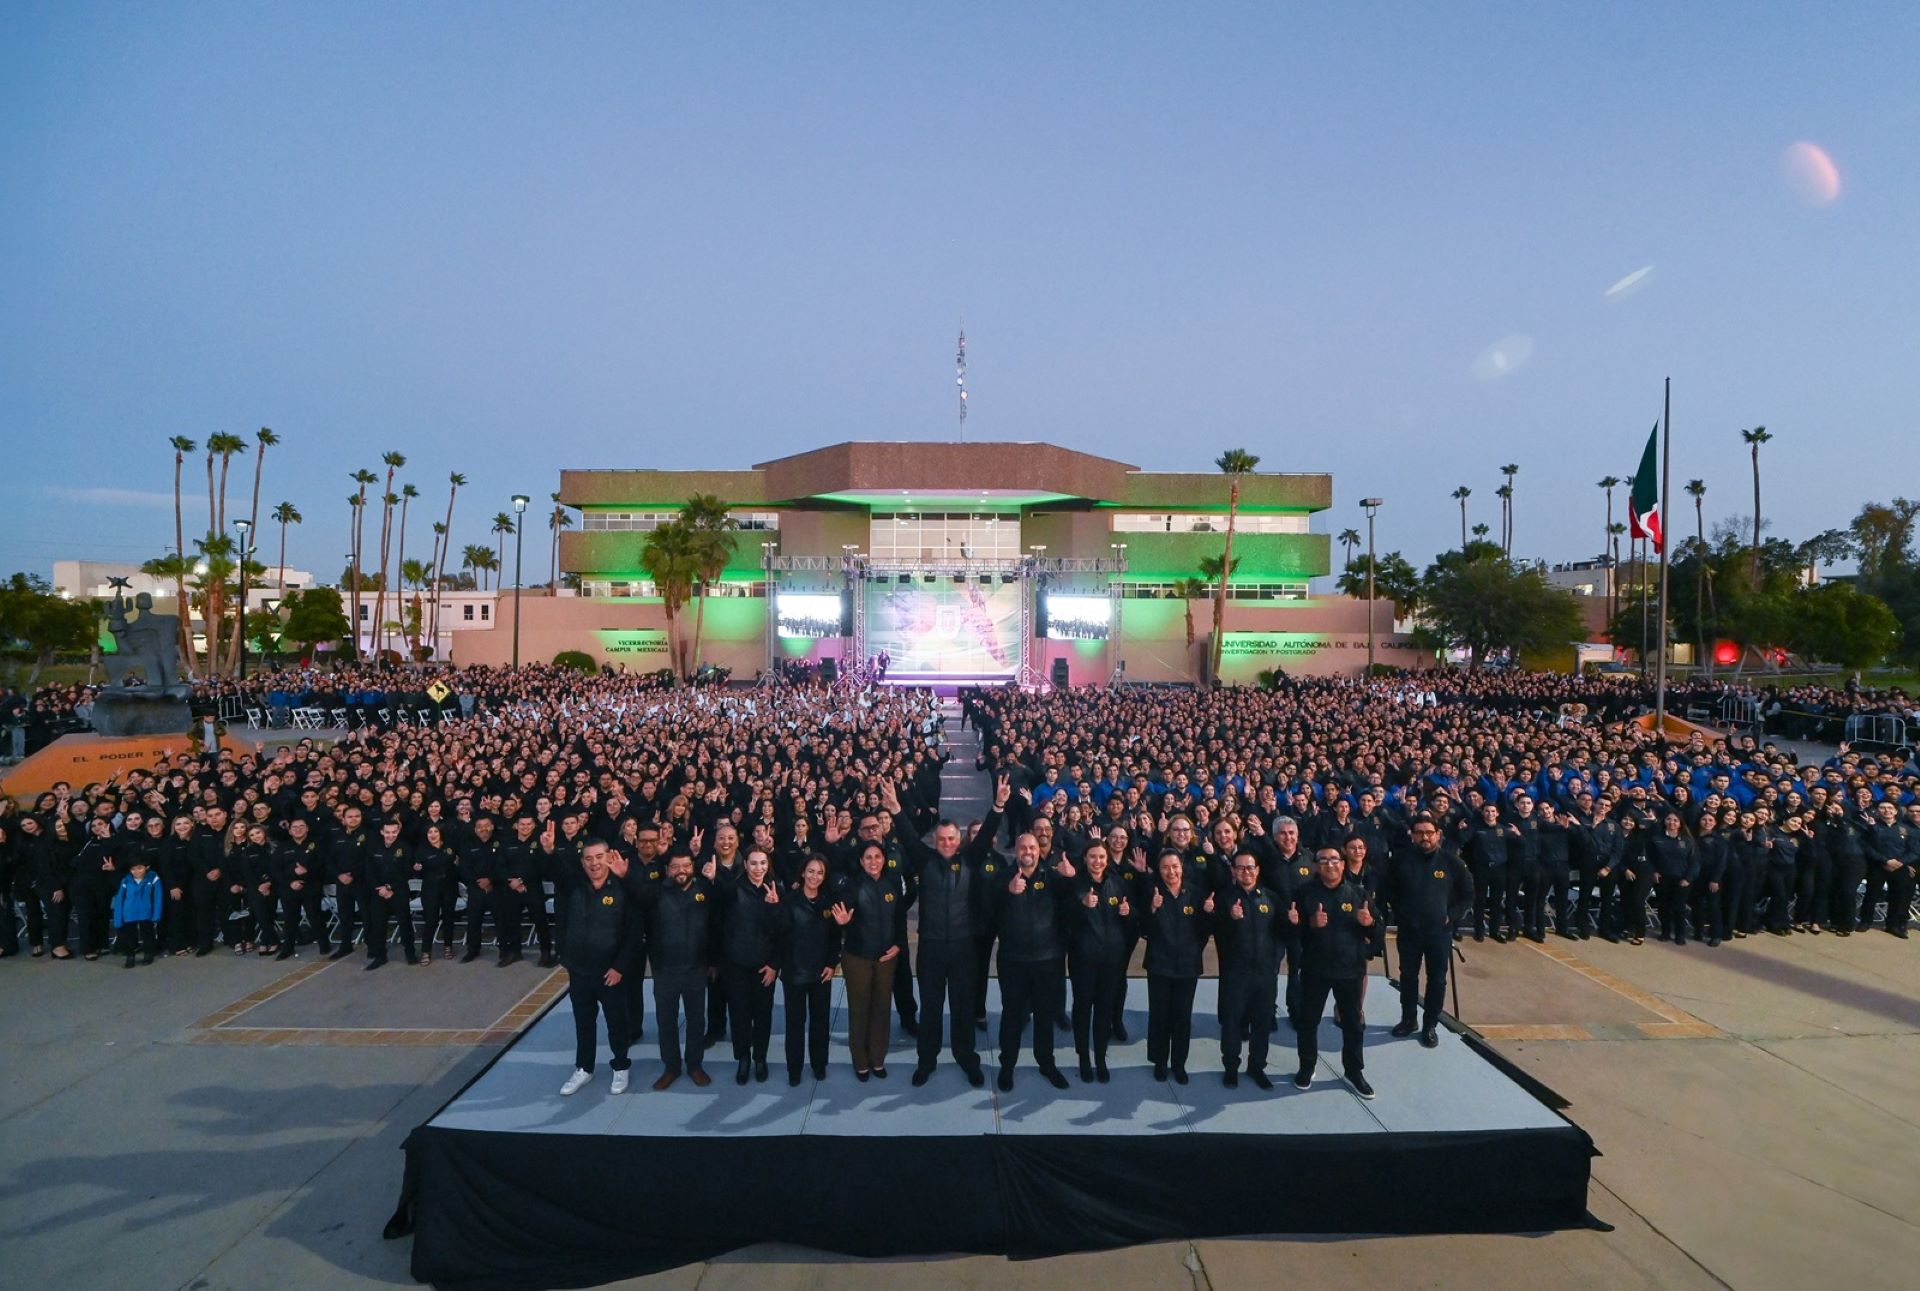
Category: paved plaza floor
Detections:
[{"x1": 3, "y1": 921, "x2": 1917, "y2": 1290}]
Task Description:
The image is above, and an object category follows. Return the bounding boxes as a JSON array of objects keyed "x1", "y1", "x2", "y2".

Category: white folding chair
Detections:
[{"x1": 245, "y1": 707, "x2": 263, "y2": 729}]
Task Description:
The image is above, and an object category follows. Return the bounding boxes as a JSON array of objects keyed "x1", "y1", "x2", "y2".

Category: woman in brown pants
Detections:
[{"x1": 834, "y1": 841, "x2": 903, "y2": 1080}]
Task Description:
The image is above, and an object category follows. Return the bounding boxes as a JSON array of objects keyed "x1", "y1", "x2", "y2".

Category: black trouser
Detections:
[
  {"x1": 1396, "y1": 927, "x2": 1451, "y2": 1029},
  {"x1": 114, "y1": 920, "x2": 156, "y2": 960},
  {"x1": 72, "y1": 879, "x2": 115, "y2": 956},
  {"x1": 1281, "y1": 932, "x2": 1305, "y2": 1025},
  {"x1": 1762, "y1": 866, "x2": 1796, "y2": 931},
  {"x1": 652, "y1": 964, "x2": 707, "y2": 1073},
  {"x1": 419, "y1": 875, "x2": 458, "y2": 948},
  {"x1": 1112, "y1": 929, "x2": 1142, "y2": 1034},
  {"x1": 1692, "y1": 885, "x2": 1722, "y2": 941},
  {"x1": 333, "y1": 879, "x2": 366, "y2": 949},
  {"x1": 1219, "y1": 967, "x2": 1277, "y2": 1073},
  {"x1": 1510, "y1": 864, "x2": 1542, "y2": 937},
  {"x1": 1146, "y1": 974, "x2": 1198, "y2": 1072},
  {"x1": 1795, "y1": 854, "x2": 1829, "y2": 925},
  {"x1": 1886, "y1": 865, "x2": 1917, "y2": 934},
  {"x1": 1297, "y1": 973, "x2": 1366, "y2": 1077},
  {"x1": 1830, "y1": 857, "x2": 1865, "y2": 931},
  {"x1": 914, "y1": 936, "x2": 980, "y2": 1070},
  {"x1": 497, "y1": 882, "x2": 550, "y2": 957},
  {"x1": 1621, "y1": 870, "x2": 1654, "y2": 939},
  {"x1": 34, "y1": 886, "x2": 69, "y2": 952},
  {"x1": 1718, "y1": 866, "x2": 1747, "y2": 938},
  {"x1": 0, "y1": 884, "x2": 17, "y2": 957},
  {"x1": 1540, "y1": 865, "x2": 1574, "y2": 934},
  {"x1": 568, "y1": 972, "x2": 631, "y2": 1074},
  {"x1": 892, "y1": 908, "x2": 918, "y2": 1025},
  {"x1": 705, "y1": 961, "x2": 730, "y2": 1039},
  {"x1": 190, "y1": 879, "x2": 226, "y2": 954},
  {"x1": 1069, "y1": 949, "x2": 1123, "y2": 1061},
  {"x1": 724, "y1": 963, "x2": 776, "y2": 1063},
  {"x1": 1473, "y1": 864, "x2": 1507, "y2": 936},
  {"x1": 1656, "y1": 878, "x2": 1690, "y2": 942},
  {"x1": 1859, "y1": 867, "x2": 1888, "y2": 927},
  {"x1": 247, "y1": 887, "x2": 279, "y2": 946},
  {"x1": 998, "y1": 957, "x2": 1062, "y2": 1070},
  {"x1": 1740, "y1": 859, "x2": 1766, "y2": 934},
  {"x1": 366, "y1": 886, "x2": 416, "y2": 961},
  {"x1": 463, "y1": 885, "x2": 495, "y2": 951},
  {"x1": 783, "y1": 976, "x2": 831, "y2": 1075},
  {"x1": 281, "y1": 885, "x2": 331, "y2": 951}
]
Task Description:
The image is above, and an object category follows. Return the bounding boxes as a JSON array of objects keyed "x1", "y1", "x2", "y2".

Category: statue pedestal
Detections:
[{"x1": 89, "y1": 690, "x2": 194, "y2": 738}]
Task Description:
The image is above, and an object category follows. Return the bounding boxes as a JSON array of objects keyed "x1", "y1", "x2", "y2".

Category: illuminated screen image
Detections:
[
  {"x1": 1045, "y1": 594, "x2": 1110, "y2": 641},
  {"x1": 775, "y1": 592, "x2": 843, "y2": 639},
  {"x1": 864, "y1": 579, "x2": 1022, "y2": 676}
]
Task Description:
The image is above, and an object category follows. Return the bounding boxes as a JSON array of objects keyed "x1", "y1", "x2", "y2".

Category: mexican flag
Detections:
[{"x1": 1627, "y1": 423, "x2": 1662, "y2": 553}]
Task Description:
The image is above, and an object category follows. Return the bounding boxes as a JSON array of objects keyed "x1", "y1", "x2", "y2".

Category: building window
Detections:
[
  {"x1": 1109, "y1": 512, "x2": 1308, "y2": 534},
  {"x1": 358, "y1": 604, "x2": 368, "y2": 620},
  {"x1": 463, "y1": 604, "x2": 474, "y2": 621},
  {"x1": 578, "y1": 579, "x2": 769, "y2": 599},
  {"x1": 1124, "y1": 580, "x2": 1310, "y2": 601},
  {"x1": 580, "y1": 510, "x2": 779, "y2": 532},
  {"x1": 869, "y1": 513, "x2": 1022, "y2": 563},
  {"x1": 480, "y1": 604, "x2": 490, "y2": 621}
]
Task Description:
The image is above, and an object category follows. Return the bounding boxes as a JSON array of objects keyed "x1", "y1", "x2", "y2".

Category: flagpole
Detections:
[{"x1": 1655, "y1": 377, "x2": 1672, "y2": 729}]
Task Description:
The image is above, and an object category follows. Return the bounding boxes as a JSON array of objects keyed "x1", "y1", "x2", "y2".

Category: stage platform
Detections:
[{"x1": 401, "y1": 978, "x2": 1594, "y2": 1290}]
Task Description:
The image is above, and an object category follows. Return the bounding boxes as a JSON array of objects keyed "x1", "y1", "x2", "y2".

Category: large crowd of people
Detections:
[{"x1": 1, "y1": 662, "x2": 1915, "y2": 1102}]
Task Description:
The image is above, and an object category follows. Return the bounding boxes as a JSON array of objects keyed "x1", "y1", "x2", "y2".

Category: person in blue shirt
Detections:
[{"x1": 112, "y1": 857, "x2": 165, "y2": 967}]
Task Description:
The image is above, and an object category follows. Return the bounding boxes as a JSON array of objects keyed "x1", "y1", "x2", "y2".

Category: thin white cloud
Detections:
[
  {"x1": 1605, "y1": 265, "x2": 1654, "y2": 300},
  {"x1": 44, "y1": 485, "x2": 176, "y2": 509},
  {"x1": 1472, "y1": 335, "x2": 1534, "y2": 381}
]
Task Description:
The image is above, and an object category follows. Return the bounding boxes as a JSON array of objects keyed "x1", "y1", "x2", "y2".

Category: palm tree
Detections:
[
  {"x1": 432, "y1": 473, "x2": 466, "y2": 653},
  {"x1": 1450, "y1": 486, "x2": 1471, "y2": 550},
  {"x1": 394, "y1": 481, "x2": 418, "y2": 655},
  {"x1": 1686, "y1": 479, "x2": 1709, "y2": 676},
  {"x1": 680, "y1": 493, "x2": 740, "y2": 673},
  {"x1": 1208, "y1": 449, "x2": 1261, "y2": 678},
  {"x1": 1499, "y1": 463, "x2": 1519, "y2": 553},
  {"x1": 204, "y1": 432, "x2": 248, "y2": 672},
  {"x1": 1494, "y1": 483, "x2": 1513, "y2": 556},
  {"x1": 1742, "y1": 425, "x2": 1771, "y2": 583},
  {"x1": 399, "y1": 557, "x2": 430, "y2": 657},
  {"x1": 641, "y1": 519, "x2": 700, "y2": 678},
  {"x1": 371, "y1": 451, "x2": 405, "y2": 658},
  {"x1": 349, "y1": 469, "x2": 377, "y2": 659},
  {"x1": 167, "y1": 436, "x2": 198, "y2": 674},
  {"x1": 548, "y1": 493, "x2": 572, "y2": 592},
  {"x1": 1172, "y1": 577, "x2": 1210, "y2": 652},
  {"x1": 462, "y1": 544, "x2": 493, "y2": 592},
  {"x1": 141, "y1": 553, "x2": 195, "y2": 681},
  {"x1": 1337, "y1": 528, "x2": 1362, "y2": 570},
  {"x1": 491, "y1": 511, "x2": 517, "y2": 584},
  {"x1": 1471, "y1": 523, "x2": 1491, "y2": 542},
  {"x1": 270, "y1": 502, "x2": 301, "y2": 592}
]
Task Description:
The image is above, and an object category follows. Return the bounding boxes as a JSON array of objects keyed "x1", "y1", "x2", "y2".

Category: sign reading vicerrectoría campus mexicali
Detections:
[{"x1": 594, "y1": 629, "x2": 670, "y2": 658}]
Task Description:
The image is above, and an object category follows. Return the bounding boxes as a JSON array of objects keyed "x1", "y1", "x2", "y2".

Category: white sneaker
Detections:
[
  {"x1": 560, "y1": 1068, "x2": 593, "y2": 1096},
  {"x1": 609, "y1": 1069, "x2": 630, "y2": 1095}
]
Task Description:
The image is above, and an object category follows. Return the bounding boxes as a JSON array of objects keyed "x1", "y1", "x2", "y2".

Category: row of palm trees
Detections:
[
  {"x1": 149, "y1": 429, "x2": 283, "y2": 677},
  {"x1": 638, "y1": 494, "x2": 739, "y2": 678}
]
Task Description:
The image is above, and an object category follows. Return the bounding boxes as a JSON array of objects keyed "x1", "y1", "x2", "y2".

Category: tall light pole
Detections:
[
  {"x1": 1360, "y1": 498, "x2": 1384, "y2": 675},
  {"x1": 233, "y1": 518, "x2": 253, "y2": 681},
  {"x1": 510, "y1": 494, "x2": 529, "y2": 668}
]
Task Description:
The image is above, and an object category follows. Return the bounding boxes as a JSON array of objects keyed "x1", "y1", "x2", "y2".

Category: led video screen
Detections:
[
  {"x1": 864, "y1": 578, "x2": 1022, "y2": 675},
  {"x1": 775, "y1": 592, "x2": 844, "y2": 639},
  {"x1": 1044, "y1": 594, "x2": 1110, "y2": 640}
]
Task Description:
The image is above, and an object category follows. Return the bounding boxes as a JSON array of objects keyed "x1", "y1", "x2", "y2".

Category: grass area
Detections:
[{"x1": 2, "y1": 660, "x2": 96, "y2": 689}]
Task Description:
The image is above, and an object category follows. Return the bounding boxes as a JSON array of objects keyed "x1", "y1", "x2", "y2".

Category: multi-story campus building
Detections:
[{"x1": 452, "y1": 441, "x2": 1410, "y2": 682}]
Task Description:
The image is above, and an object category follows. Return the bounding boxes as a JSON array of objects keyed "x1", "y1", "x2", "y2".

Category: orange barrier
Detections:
[
  {"x1": 1632, "y1": 712, "x2": 1726, "y2": 743},
  {"x1": 2, "y1": 732, "x2": 251, "y2": 800}
]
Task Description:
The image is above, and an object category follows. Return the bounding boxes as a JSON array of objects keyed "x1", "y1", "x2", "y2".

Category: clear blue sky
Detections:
[{"x1": 4, "y1": 2, "x2": 1915, "y2": 582}]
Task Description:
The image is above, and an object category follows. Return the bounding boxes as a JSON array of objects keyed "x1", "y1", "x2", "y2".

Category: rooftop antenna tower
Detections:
[{"x1": 956, "y1": 324, "x2": 968, "y2": 440}]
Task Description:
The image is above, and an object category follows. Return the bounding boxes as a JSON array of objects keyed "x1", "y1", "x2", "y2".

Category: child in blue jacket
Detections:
[{"x1": 112, "y1": 860, "x2": 165, "y2": 967}]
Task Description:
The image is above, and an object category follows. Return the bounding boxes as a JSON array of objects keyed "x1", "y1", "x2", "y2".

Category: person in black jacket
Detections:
[
  {"x1": 1068, "y1": 840, "x2": 1131, "y2": 1083},
  {"x1": 189, "y1": 807, "x2": 232, "y2": 958},
  {"x1": 1646, "y1": 813, "x2": 1697, "y2": 946},
  {"x1": 1387, "y1": 817, "x2": 1472, "y2": 1048},
  {"x1": 69, "y1": 817, "x2": 123, "y2": 960},
  {"x1": 781, "y1": 855, "x2": 843, "y2": 1086},
  {"x1": 456, "y1": 815, "x2": 501, "y2": 963},
  {"x1": 363, "y1": 816, "x2": 420, "y2": 969},
  {"x1": 991, "y1": 832, "x2": 1076, "y2": 1090},
  {"x1": 272, "y1": 816, "x2": 331, "y2": 959},
  {"x1": 415, "y1": 822, "x2": 459, "y2": 960},
  {"x1": 326, "y1": 804, "x2": 370, "y2": 960},
  {"x1": 1822, "y1": 800, "x2": 1867, "y2": 936},
  {"x1": 1215, "y1": 853, "x2": 1284, "y2": 1088},
  {"x1": 1142, "y1": 850, "x2": 1210, "y2": 1083},
  {"x1": 882, "y1": 775, "x2": 1007, "y2": 1088},
  {"x1": 496, "y1": 815, "x2": 555, "y2": 968},
  {"x1": 636, "y1": 851, "x2": 715, "y2": 1089},
  {"x1": 718, "y1": 850, "x2": 784, "y2": 1084},
  {"x1": 1292, "y1": 847, "x2": 1379, "y2": 1099},
  {"x1": 1865, "y1": 800, "x2": 1915, "y2": 938},
  {"x1": 557, "y1": 839, "x2": 641, "y2": 1096},
  {"x1": 835, "y1": 841, "x2": 904, "y2": 1081}
]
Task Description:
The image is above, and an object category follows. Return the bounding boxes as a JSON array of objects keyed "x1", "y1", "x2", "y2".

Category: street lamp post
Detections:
[
  {"x1": 1360, "y1": 498, "x2": 1384, "y2": 675},
  {"x1": 233, "y1": 518, "x2": 253, "y2": 681},
  {"x1": 510, "y1": 495, "x2": 529, "y2": 668}
]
